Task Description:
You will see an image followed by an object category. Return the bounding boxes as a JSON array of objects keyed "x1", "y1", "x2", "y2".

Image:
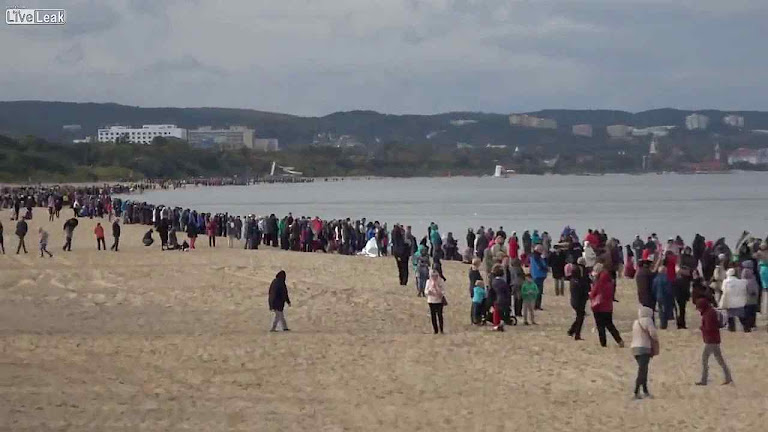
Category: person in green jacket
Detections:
[{"x1": 521, "y1": 272, "x2": 539, "y2": 325}]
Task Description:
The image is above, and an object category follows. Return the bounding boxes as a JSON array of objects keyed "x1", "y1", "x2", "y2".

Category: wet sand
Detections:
[{"x1": 1, "y1": 211, "x2": 766, "y2": 431}]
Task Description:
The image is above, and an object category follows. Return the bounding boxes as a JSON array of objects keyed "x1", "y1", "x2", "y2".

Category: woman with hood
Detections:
[
  {"x1": 590, "y1": 263, "x2": 624, "y2": 348},
  {"x1": 631, "y1": 306, "x2": 659, "y2": 399},
  {"x1": 425, "y1": 269, "x2": 446, "y2": 334},
  {"x1": 583, "y1": 241, "x2": 597, "y2": 272},
  {"x1": 719, "y1": 268, "x2": 747, "y2": 332},
  {"x1": 741, "y1": 261, "x2": 760, "y2": 331},
  {"x1": 567, "y1": 257, "x2": 591, "y2": 340},
  {"x1": 531, "y1": 230, "x2": 541, "y2": 246},
  {"x1": 186, "y1": 217, "x2": 198, "y2": 249},
  {"x1": 508, "y1": 233, "x2": 519, "y2": 260},
  {"x1": 530, "y1": 245, "x2": 549, "y2": 310},
  {"x1": 416, "y1": 245, "x2": 431, "y2": 297},
  {"x1": 652, "y1": 266, "x2": 674, "y2": 330},
  {"x1": 268, "y1": 271, "x2": 291, "y2": 332}
]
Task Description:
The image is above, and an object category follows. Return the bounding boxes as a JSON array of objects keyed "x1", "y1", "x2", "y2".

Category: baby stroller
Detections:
[{"x1": 481, "y1": 298, "x2": 518, "y2": 327}]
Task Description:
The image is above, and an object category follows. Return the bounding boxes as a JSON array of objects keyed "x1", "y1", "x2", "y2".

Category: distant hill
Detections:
[{"x1": 3, "y1": 101, "x2": 768, "y2": 152}]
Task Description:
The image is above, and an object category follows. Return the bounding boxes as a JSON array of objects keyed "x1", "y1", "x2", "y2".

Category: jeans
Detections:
[
  {"x1": 676, "y1": 297, "x2": 687, "y2": 329},
  {"x1": 429, "y1": 303, "x2": 444, "y2": 333},
  {"x1": 63, "y1": 236, "x2": 72, "y2": 251},
  {"x1": 657, "y1": 299, "x2": 674, "y2": 329},
  {"x1": 97, "y1": 238, "x2": 106, "y2": 250},
  {"x1": 16, "y1": 236, "x2": 27, "y2": 254},
  {"x1": 534, "y1": 278, "x2": 545, "y2": 309},
  {"x1": 271, "y1": 310, "x2": 288, "y2": 331},
  {"x1": 554, "y1": 278, "x2": 565, "y2": 296},
  {"x1": 110, "y1": 237, "x2": 120, "y2": 251},
  {"x1": 634, "y1": 354, "x2": 651, "y2": 395},
  {"x1": 471, "y1": 302, "x2": 482, "y2": 324},
  {"x1": 417, "y1": 269, "x2": 429, "y2": 297},
  {"x1": 594, "y1": 311, "x2": 623, "y2": 347},
  {"x1": 700, "y1": 343, "x2": 732, "y2": 384},
  {"x1": 396, "y1": 256, "x2": 409, "y2": 286}
]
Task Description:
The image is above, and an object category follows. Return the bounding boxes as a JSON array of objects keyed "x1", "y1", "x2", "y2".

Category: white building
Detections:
[
  {"x1": 685, "y1": 113, "x2": 710, "y2": 130},
  {"x1": 509, "y1": 114, "x2": 557, "y2": 129},
  {"x1": 98, "y1": 124, "x2": 187, "y2": 144},
  {"x1": 606, "y1": 125, "x2": 632, "y2": 138},
  {"x1": 572, "y1": 124, "x2": 593, "y2": 137},
  {"x1": 187, "y1": 126, "x2": 255, "y2": 150},
  {"x1": 631, "y1": 125, "x2": 675, "y2": 137},
  {"x1": 252, "y1": 138, "x2": 280, "y2": 152},
  {"x1": 728, "y1": 148, "x2": 768, "y2": 165},
  {"x1": 723, "y1": 114, "x2": 745, "y2": 128}
]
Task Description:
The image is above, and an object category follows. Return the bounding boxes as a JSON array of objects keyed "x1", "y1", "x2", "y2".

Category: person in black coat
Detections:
[
  {"x1": 111, "y1": 220, "x2": 121, "y2": 251},
  {"x1": 269, "y1": 270, "x2": 292, "y2": 332},
  {"x1": 392, "y1": 224, "x2": 409, "y2": 286},
  {"x1": 567, "y1": 258, "x2": 591, "y2": 340}
]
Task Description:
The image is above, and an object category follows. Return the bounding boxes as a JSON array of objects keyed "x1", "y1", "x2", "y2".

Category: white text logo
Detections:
[{"x1": 6, "y1": 8, "x2": 66, "y2": 25}]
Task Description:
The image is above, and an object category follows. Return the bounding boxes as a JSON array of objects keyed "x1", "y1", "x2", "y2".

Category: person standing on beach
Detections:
[
  {"x1": 530, "y1": 245, "x2": 549, "y2": 310},
  {"x1": 392, "y1": 224, "x2": 410, "y2": 286},
  {"x1": 38, "y1": 228, "x2": 53, "y2": 258},
  {"x1": 0, "y1": 221, "x2": 5, "y2": 254},
  {"x1": 631, "y1": 306, "x2": 659, "y2": 399},
  {"x1": 521, "y1": 272, "x2": 539, "y2": 325},
  {"x1": 567, "y1": 257, "x2": 590, "y2": 340},
  {"x1": 416, "y1": 246, "x2": 431, "y2": 297},
  {"x1": 425, "y1": 269, "x2": 446, "y2": 334},
  {"x1": 268, "y1": 270, "x2": 291, "y2": 332},
  {"x1": 15, "y1": 218, "x2": 28, "y2": 254},
  {"x1": 94, "y1": 222, "x2": 106, "y2": 251},
  {"x1": 590, "y1": 263, "x2": 625, "y2": 348},
  {"x1": 695, "y1": 299, "x2": 733, "y2": 386},
  {"x1": 110, "y1": 219, "x2": 121, "y2": 251}
]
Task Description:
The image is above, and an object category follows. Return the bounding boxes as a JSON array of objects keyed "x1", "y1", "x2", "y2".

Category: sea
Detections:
[{"x1": 119, "y1": 172, "x2": 768, "y2": 247}]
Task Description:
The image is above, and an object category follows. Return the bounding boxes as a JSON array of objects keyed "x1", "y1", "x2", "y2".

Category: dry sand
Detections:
[{"x1": 1, "y1": 210, "x2": 767, "y2": 431}]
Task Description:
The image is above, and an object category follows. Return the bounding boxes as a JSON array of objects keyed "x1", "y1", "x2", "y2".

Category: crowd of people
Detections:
[{"x1": 2, "y1": 182, "x2": 767, "y2": 400}]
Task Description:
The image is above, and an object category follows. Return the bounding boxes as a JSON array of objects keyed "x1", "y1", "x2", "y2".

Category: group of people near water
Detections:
[
  {"x1": 3, "y1": 182, "x2": 767, "y2": 399},
  {"x1": 398, "y1": 223, "x2": 767, "y2": 398}
]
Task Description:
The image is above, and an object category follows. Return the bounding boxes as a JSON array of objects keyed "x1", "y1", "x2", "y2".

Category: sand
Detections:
[{"x1": 1, "y1": 211, "x2": 767, "y2": 431}]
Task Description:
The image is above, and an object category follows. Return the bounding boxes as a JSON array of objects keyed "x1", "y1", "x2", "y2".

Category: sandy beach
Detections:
[{"x1": 1, "y1": 211, "x2": 766, "y2": 431}]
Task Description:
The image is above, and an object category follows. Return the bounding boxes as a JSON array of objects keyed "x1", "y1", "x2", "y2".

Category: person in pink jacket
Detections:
[{"x1": 425, "y1": 270, "x2": 446, "y2": 334}]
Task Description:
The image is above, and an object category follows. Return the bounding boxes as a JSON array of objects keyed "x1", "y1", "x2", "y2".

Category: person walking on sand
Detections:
[
  {"x1": 590, "y1": 263, "x2": 625, "y2": 348},
  {"x1": 695, "y1": 299, "x2": 733, "y2": 386},
  {"x1": 568, "y1": 257, "x2": 590, "y2": 340},
  {"x1": 94, "y1": 222, "x2": 106, "y2": 251},
  {"x1": 63, "y1": 217, "x2": 77, "y2": 251},
  {"x1": 15, "y1": 218, "x2": 28, "y2": 254},
  {"x1": 110, "y1": 219, "x2": 121, "y2": 251},
  {"x1": 631, "y1": 306, "x2": 659, "y2": 399},
  {"x1": 38, "y1": 228, "x2": 53, "y2": 258},
  {"x1": 425, "y1": 269, "x2": 446, "y2": 334},
  {"x1": 0, "y1": 221, "x2": 5, "y2": 254},
  {"x1": 268, "y1": 270, "x2": 292, "y2": 332}
]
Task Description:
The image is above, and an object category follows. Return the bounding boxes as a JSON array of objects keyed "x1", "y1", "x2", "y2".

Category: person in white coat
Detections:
[
  {"x1": 631, "y1": 306, "x2": 659, "y2": 399},
  {"x1": 719, "y1": 268, "x2": 748, "y2": 332},
  {"x1": 425, "y1": 270, "x2": 446, "y2": 334},
  {"x1": 583, "y1": 241, "x2": 597, "y2": 271}
]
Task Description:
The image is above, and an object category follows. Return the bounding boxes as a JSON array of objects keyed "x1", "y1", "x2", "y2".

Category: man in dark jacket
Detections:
[
  {"x1": 567, "y1": 257, "x2": 590, "y2": 340},
  {"x1": 111, "y1": 219, "x2": 121, "y2": 251},
  {"x1": 695, "y1": 299, "x2": 732, "y2": 385},
  {"x1": 466, "y1": 228, "x2": 476, "y2": 257},
  {"x1": 492, "y1": 265, "x2": 512, "y2": 327},
  {"x1": 632, "y1": 235, "x2": 645, "y2": 266},
  {"x1": 15, "y1": 219, "x2": 28, "y2": 254},
  {"x1": 269, "y1": 270, "x2": 291, "y2": 332},
  {"x1": 635, "y1": 259, "x2": 656, "y2": 309}
]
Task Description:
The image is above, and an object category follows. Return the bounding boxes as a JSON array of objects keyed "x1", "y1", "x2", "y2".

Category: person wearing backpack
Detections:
[
  {"x1": 695, "y1": 299, "x2": 733, "y2": 386},
  {"x1": 631, "y1": 306, "x2": 659, "y2": 399}
]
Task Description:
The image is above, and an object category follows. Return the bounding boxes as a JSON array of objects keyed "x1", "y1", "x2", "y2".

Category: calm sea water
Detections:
[{"x1": 120, "y1": 173, "x2": 768, "y2": 247}]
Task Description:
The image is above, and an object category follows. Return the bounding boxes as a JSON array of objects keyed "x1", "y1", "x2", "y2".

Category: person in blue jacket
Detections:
[
  {"x1": 652, "y1": 266, "x2": 674, "y2": 329},
  {"x1": 530, "y1": 244, "x2": 549, "y2": 310}
]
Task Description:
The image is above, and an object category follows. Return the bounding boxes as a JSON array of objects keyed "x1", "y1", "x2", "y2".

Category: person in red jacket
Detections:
[
  {"x1": 206, "y1": 217, "x2": 217, "y2": 247},
  {"x1": 695, "y1": 299, "x2": 733, "y2": 385},
  {"x1": 94, "y1": 222, "x2": 106, "y2": 251},
  {"x1": 589, "y1": 264, "x2": 624, "y2": 347}
]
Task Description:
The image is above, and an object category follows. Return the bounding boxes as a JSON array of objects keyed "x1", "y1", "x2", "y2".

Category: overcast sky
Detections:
[{"x1": 2, "y1": 0, "x2": 767, "y2": 116}]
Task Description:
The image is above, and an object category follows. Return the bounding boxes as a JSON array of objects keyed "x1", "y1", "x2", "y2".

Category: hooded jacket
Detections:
[
  {"x1": 492, "y1": 276, "x2": 512, "y2": 307},
  {"x1": 530, "y1": 252, "x2": 548, "y2": 280},
  {"x1": 697, "y1": 299, "x2": 720, "y2": 344},
  {"x1": 589, "y1": 271, "x2": 615, "y2": 313},
  {"x1": 631, "y1": 306, "x2": 658, "y2": 354},
  {"x1": 760, "y1": 261, "x2": 768, "y2": 290},
  {"x1": 569, "y1": 264, "x2": 591, "y2": 311},
  {"x1": 268, "y1": 271, "x2": 291, "y2": 311}
]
